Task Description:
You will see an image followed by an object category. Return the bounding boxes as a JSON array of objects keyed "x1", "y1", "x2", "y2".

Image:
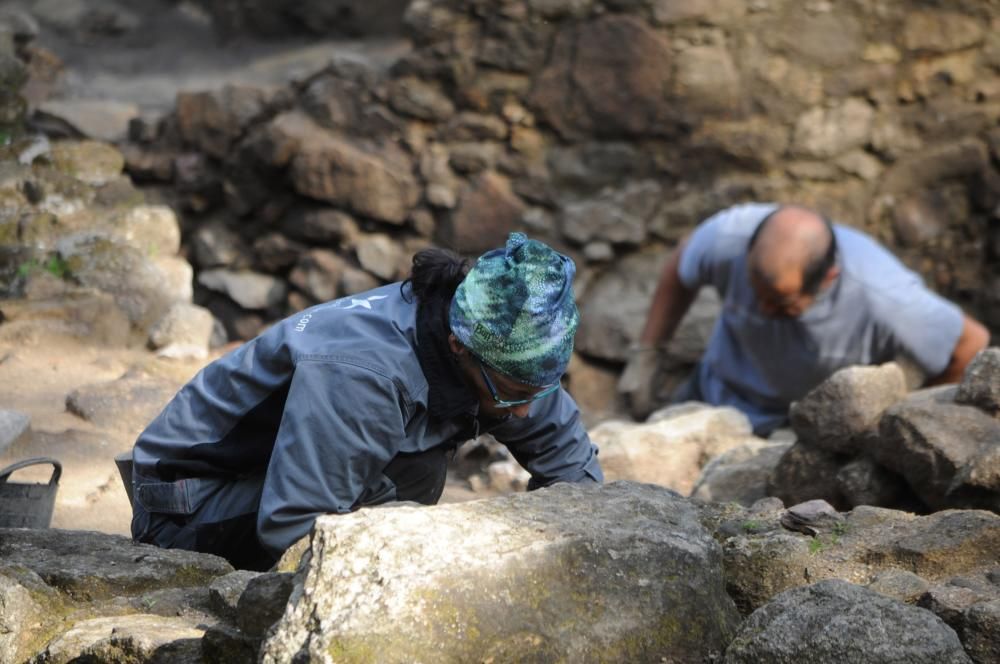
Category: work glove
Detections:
[{"x1": 618, "y1": 346, "x2": 668, "y2": 420}]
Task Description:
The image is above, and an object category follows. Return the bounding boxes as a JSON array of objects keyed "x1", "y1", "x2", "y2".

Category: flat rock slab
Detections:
[
  {"x1": 39, "y1": 613, "x2": 205, "y2": 664},
  {"x1": 65, "y1": 372, "x2": 177, "y2": 434},
  {"x1": 263, "y1": 481, "x2": 740, "y2": 663},
  {"x1": 0, "y1": 528, "x2": 232, "y2": 601}
]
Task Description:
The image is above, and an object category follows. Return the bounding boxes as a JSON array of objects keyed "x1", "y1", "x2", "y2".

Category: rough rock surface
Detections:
[
  {"x1": 724, "y1": 580, "x2": 971, "y2": 663},
  {"x1": 720, "y1": 505, "x2": 1000, "y2": 615},
  {"x1": 789, "y1": 363, "x2": 908, "y2": 455},
  {"x1": 0, "y1": 410, "x2": 30, "y2": 455},
  {"x1": 592, "y1": 405, "x2": 754, "y2": 495},
  {"x1": 0, "y1": 528, "x2": 233, "y2": 663},
  {"x1": 877, "y1": 389, "x2": 1000, "y2": 510},
  {"x1": 261, "y1": 482, "x2": 741, "y2": 663},
  {"x1": 692, "y1": 439, "x2": 792, "y2": 506},
  {"x1": 65, "y1": 370, "x2": 178, "y2": 433},
  {"x1": 956, "y1": 348, "x2": 1000, "y2": 415}
]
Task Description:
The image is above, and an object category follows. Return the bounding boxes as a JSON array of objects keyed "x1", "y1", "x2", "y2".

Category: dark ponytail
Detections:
[{"x1": 402, "y1": 247, "x2": 470, "y2": 304}]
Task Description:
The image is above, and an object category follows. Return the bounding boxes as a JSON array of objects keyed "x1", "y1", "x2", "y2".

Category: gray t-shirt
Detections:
[{"x1": 677, "y1": 203, "x2": 964, "y2": 434}]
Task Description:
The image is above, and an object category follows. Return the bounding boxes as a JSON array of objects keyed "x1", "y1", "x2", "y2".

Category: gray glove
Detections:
[{"x1": 617, "y1": 347, "x2": 667, "y2": 420}]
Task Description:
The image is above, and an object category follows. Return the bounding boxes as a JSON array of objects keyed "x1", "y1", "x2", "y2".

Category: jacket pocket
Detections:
[{"x1": 135, "y1": 477, "x2": 225, "y2": 515}]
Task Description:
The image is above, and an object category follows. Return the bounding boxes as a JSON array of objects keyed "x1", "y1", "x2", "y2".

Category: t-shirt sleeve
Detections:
[
  {"x1": 868, "y1": 269, "x2": 965, "y2": 378},
  {"x1": 677, "y1": 214, "x2": 722, "y2": 290},
  {"x1": 677, "y1": 203, "x2": 777, "y2": 293}
]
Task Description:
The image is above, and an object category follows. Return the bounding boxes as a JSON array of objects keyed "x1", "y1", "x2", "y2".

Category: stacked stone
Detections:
[
  {"x1": 106, "y1": 1, "x2": 998, "y2": 400},
  {"x1": 770, "y1": 349, "x2": 1000, "y2": 515},
  {"x1": 0, "y1": 8, "x2": 35, "y2": 145}
]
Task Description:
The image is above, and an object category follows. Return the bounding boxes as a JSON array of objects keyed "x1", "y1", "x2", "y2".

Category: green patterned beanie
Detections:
[{"x1": 449, "y1": 232, "x2": 579, "y2": 387}]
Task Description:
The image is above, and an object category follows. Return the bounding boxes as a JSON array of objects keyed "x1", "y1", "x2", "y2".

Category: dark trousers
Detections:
[{"x1": 132, "y1": 447, "x2": 452, "y2": 571}]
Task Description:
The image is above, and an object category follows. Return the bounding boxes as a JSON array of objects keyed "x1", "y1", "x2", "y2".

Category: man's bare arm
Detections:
[
  {"x1": 637, "y1": 237, "x2": 699, "y2": 350},
  {"x1": 926, "y1": 314, "x2": 990, "y2": 385}
]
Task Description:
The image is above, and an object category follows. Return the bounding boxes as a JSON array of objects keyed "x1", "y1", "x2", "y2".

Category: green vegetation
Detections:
[
  {"x1": 16, "y1": 255, "x2": 71, "y2": 280},
  {"x1": 808, "y1": 526, "x2": 849, "y2": 555},
  {"x1": 741, "y1": 519, "x2": 763, "y2": 534}
]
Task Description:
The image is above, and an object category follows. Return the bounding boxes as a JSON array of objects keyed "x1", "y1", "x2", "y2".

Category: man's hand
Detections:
[{"x1": 618, "y1": 347, "x2": 667, "y2": 420}]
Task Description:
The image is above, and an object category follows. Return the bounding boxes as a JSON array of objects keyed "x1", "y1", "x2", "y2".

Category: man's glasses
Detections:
[{"x1": 477, "y1": 359, "x2": 560, "y2": 409}]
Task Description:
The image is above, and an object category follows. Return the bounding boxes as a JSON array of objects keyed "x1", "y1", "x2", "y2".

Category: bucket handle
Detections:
[{"x1": 0, "y1": 457, "x2": 62, "y2": 486}]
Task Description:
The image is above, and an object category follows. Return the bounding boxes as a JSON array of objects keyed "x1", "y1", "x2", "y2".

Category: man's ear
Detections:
[
  {"x1": 447, "y1": 334, "x2": 466, "y2": 356},
  {"x1": 822, "y1": 265, "x2": 840, "y2": 289}
]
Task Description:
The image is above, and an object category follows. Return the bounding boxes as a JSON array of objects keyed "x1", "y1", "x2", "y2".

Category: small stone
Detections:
[
  {"x1": 0, "y1": 409, "x2": 30, "y2": 454},
  {"x1": 779, "y1": 499, "x2": 845, "y2": 536}
]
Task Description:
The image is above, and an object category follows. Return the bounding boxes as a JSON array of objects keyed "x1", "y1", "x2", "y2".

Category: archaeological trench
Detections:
[{"x1": 0, "y1": 0, "x2": 998, "y2": 662}]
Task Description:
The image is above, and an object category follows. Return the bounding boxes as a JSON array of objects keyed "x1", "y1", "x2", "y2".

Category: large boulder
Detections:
[
  {"x1": 724, "y1": 580, "x2": 971, "y2": 663},
  {"x1": 56, "y1": 232, "x2": 180, "y2": 333},
  {"x1": 0, "y1": 573, "x2": 41, "y2": 663},
  {"x1": 65, "y1": 369, "x2": 178, "y2": 434},
  {"x1": 37, "y1": 614, "x2": 205, "y2": 664},
  {"x1": 272, "y1": 112, "x2": 420, "y2": 224},
  {"x1": 528, "y1": 15, "x2": 676, "y2": 140},
  {"x1": 48, "y1": 140, "x2": 124, "y2": 186},
  {"x1": 692, "y1": 439, "x2": 792, "y2": 505},
  {"x1": 876, "y1": 388, "x2": 1000, "y2": 510},
  {"x1": 148, "y1": 302, "x2": 215, "y2": 356},
  {"x1": 835, "y1": 456, "x2": 922, "y2": 510},
  {"x1": 956, "y1": 348, "x2": 1000, "y2": 416},
  {"x1": 0, "y1": 528, "x2": 233, "y2": 662},
  {"x1": 261, "y1": 482, "x2": 741, "y2": 663},
  {"x1": 789, "y1": 363, "x2": 908, "y2": 455},
  {"x1": 768, "y1": 441, "x2": 850, "y2": 511},
  {"x1": 198, "y1": 268, "x2": 287, "y2": 311},
  {"x1": 560, "y1": 181, "x2": 659, "y2": 247},
  {"x1": 593, "y1": 405, "x2": 754, "y2": 495},
  {"x1": 721, "y1": 505, "x2": 1000, "y2": 616},
  {"x1": 176, "y1": 85, "x2": 273, "y2": 159},
  {"x1": 440, "y1": 171, "x2": 525, "y2": 255}
]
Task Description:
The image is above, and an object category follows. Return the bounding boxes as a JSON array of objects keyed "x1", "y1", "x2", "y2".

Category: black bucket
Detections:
[{"x1": 0, "y1": 457, "x2": 62, "y2": 528}]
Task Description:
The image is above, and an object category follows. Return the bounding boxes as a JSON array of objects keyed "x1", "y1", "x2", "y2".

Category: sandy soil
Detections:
[{"x1": 0, "y1": 333, "x2": 213, "y2": 534}]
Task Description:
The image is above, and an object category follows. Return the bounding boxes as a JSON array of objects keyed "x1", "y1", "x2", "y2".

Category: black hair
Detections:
[
  {"x1": 401, "y1": 247, "x2": 471, "y2": 305},
  {"x1": 748, "y1": 207, "x2": 838, "y2": 295}
]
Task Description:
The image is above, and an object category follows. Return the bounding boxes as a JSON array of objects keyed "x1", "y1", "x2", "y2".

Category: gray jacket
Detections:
[{"x1": 133, "y1": 283, "x2": 603, "y2": 556}]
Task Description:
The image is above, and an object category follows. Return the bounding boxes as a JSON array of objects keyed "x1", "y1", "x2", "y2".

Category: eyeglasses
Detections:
[{"x1": 477, "y1": 359, "x2": 560, "y2": 409}]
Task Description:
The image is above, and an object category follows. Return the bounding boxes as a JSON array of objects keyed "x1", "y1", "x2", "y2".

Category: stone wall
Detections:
[
  {"x1": 189, "y1": 0, "x2": 414, "y2": 38},
  {"x1": 120, "y1": 0, "x2": 1000, "y2": 373}
]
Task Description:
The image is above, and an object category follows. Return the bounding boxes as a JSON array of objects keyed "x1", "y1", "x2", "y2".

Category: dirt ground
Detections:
[
  {"x1": 0, "y1": 333, "x2": 210, "y2": 534},
  {"x1": 28, "y1": 0, "x2": 408, "y2": 114}
]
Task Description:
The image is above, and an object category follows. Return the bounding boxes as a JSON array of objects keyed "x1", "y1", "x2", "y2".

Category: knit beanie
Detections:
[{"x1": 449, "y1": 232, "x2": 579, "y2": 387}]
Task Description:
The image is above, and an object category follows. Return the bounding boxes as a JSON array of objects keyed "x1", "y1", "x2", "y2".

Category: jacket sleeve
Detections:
[
  {"x1": 256, "y1": 357, "x2": 409, "y2": 557},
  {"x1": 489, "y1": 388, "x2": 603, "y2": 490}
]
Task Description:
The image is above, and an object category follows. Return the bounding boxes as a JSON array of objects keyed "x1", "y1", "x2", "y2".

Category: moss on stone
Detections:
[
  {"x1": 327, "y1": 636, "x2": 379, "y2": 663},
  {"x1": 0, "y1": 217, "x2": 17, "y2": 245}
]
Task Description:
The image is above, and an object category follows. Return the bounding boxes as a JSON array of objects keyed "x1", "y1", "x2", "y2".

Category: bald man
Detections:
[{"x1": 622, "y1": 203, "x2": 990, "y2": 435}]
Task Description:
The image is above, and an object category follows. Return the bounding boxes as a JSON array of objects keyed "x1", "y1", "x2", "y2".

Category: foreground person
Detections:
[{"x1": 131, "y1": 233, "x2": 603, "y2": 570}]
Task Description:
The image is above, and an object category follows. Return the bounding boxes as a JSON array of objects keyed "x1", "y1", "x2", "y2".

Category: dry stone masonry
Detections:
[{"x1": 52, "y1": 0, "x2": 995, "y2": 372}]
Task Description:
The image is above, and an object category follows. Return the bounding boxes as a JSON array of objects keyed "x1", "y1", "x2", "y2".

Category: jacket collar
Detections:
[{"x1": 415, "y1": 295, "x2": 479, "y2": 421}]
